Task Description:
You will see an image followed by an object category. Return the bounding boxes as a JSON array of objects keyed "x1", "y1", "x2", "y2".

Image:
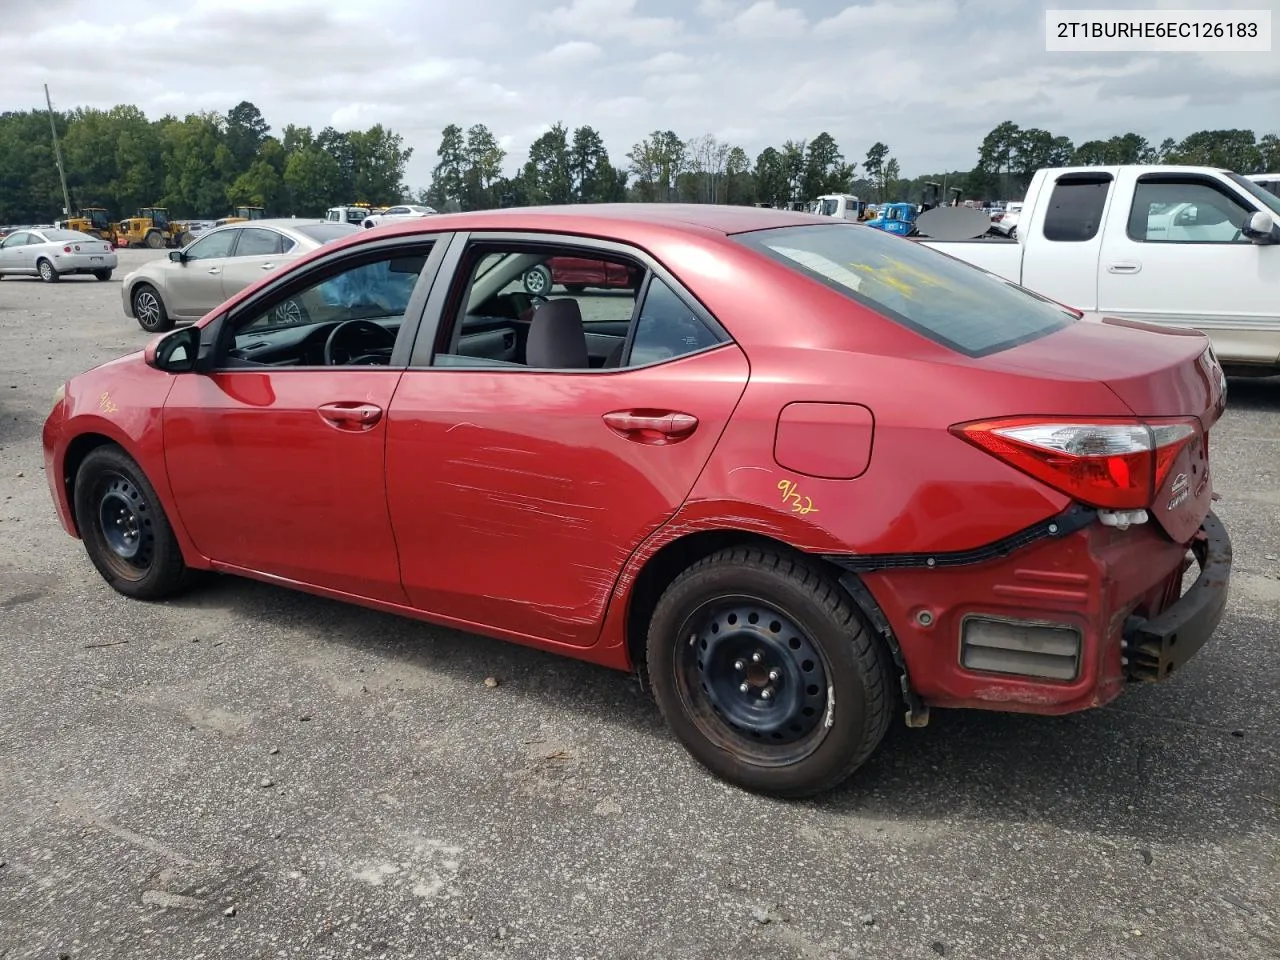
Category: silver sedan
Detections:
[
  {"x1": 0, "y1": 228, "x2": 117, "y2": 282},
  {"x1": 121, "y1": 219, "x2": 360, "y2": 332}
]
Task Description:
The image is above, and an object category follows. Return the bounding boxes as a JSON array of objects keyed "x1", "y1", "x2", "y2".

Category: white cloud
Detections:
[
  {"x1": 534, "y1": 41, "x2": 605, "y2": 68},
  {"x1": 816, "y1": 0, "x2": 960, "y2": 33},
  {"x1": 533, "y1": 0, "x2": 684, "y2": 45},
  {"x1": 2, "y1": 0, "x2": 1275, "y2": 192},
  {"x1": 727, "y1": 1, "x2": 807, "y2": 38}
]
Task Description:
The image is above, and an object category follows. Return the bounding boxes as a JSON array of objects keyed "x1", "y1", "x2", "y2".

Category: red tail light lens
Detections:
[
  {"x1": 952, "y1": 416, "x2": 1199, "y2": 509},
  {"x1": 63, "y1": 245, "x2": 72, "y2": 253}
]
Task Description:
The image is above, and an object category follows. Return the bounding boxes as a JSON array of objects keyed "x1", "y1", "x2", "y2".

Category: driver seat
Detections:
[{"x1": 526, "y1": 299, "x2": 588, "y2": 369}]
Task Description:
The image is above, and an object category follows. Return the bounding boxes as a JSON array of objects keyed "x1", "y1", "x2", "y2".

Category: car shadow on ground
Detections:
[
  {"x1": 163, "y1": 573, "x2": 1278, "y2": 845},
  {"x1": 1226, "y1": 375, "x2": 1280, "y2": 411}
]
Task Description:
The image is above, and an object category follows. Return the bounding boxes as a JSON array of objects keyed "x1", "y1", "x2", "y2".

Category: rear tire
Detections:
[
  {"x1": 646, "y1": 547, "x2": 894, "y2": 798},
  {"x1": 144, "y1": 230, "x2": 163, "y2": 249},
  {"x1": 132, "y1": 283, "x2": 172, "y2": 332},
  {"x1": 73, "y1": 445, "x2": 190, "y2": 601},
  {"x1": 94, "y1": 269, "x2": 113, "y2": 282},
  {"x1": 38, "y1": 258, "x2": 59, "y2": 283},
  {"x1": 564, "y1": 283, "x2": 586, "y2": 294}
]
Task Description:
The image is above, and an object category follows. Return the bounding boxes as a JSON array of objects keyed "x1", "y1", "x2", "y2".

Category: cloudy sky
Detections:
[{"x1": 3, "y1": 0, "x2": 1276, "y2": 189}]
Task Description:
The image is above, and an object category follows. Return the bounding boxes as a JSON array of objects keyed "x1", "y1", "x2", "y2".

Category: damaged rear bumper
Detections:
[{"x1": 1123, "y1": 511, "x2": 1231, "y2": 682}]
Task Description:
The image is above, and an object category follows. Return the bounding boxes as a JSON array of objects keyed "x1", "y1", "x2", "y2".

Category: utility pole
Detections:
[{"x1": 45, "y1": 84, "x2": 73, "y2": 218}]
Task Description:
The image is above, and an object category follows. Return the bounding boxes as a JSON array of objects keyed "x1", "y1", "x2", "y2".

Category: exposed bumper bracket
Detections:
[{"x1": 1123, "y1": 512, "x2": 1232, "y2": 682}]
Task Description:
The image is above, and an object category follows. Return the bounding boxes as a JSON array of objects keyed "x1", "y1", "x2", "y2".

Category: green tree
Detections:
[
  {"x1": 1167, "y1": 129, "x2": 1262, "y2": 172},
  {"x1": 283, "y1": 147, "x2": 342, "y2": 215},
  {"x1": 802, "y1": 132, "x2": 851, "y2": 199},
  {"x1": 523, "y1": 123, "x2": 573, "y2": 205},
  {"x1": 724, "y1": 146, "x2": 754, "y2": 205},
  {"x1": 427, "y1": 124, "x2": 466, "y2": 211},
  {"x1": 463, "y1": 123, "x2": 505, "y2": 209},
  {"x1": 864, "y1": 142, "x2": 889, "y2": 201},
  {"x1": 753, "y1": 147, "x2": 787, "y2": 206},
  {"x1": 225, "y1": 100, "x2": 270, "y2": 172}
]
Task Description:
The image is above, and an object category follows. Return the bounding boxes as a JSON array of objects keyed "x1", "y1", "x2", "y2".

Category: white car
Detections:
[
  {"x1": 990, "y1": 201, "x2": 1022, "y2": 237},
  {"x1": 0, "y1": 227, "x2": 117, "y2": 282},
  {"x1": 361, "y1": 204, "x2": 438, "y2": 229}
]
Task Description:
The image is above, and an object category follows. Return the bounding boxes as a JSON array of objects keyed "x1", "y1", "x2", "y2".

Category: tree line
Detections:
[
  {"x1": 0, "y1": 101, "x2": 412, "y2": 224},
  {"x1": 1, "y1": 98, "x2": 1276, "y2": 224}
]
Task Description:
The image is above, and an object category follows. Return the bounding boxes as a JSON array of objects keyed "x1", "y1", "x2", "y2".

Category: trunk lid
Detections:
[{"x1": 982, "y1": 317, "x2": 1226, "y2": 541}]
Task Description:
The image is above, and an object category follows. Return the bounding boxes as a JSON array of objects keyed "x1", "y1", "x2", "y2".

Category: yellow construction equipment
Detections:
[
  {"x1": 114, "y1": 207, "x2": 193, "y2": 249},
  {"x1": 215, "y1": 206, "x2": 266, "y2": 226},
  {"x1": 61, "y1": 207, "x2": 116, "y2": 242}
]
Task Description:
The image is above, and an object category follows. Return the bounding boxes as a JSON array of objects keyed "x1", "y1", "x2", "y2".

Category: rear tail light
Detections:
[
  {"x1": 63, "y1": 245, "x2": 72, "y2": 253},
  {"x1": 951, "y1": 416, "x2": 1199, "y2": 510}
]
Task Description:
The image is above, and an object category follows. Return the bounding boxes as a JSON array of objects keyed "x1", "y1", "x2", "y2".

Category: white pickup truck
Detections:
[{"x1": 918, "y1": 165, "x2": 1280, "y2": 375}]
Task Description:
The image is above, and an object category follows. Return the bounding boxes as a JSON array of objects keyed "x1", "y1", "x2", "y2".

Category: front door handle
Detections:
[
  {"x1": 317, "y1": 401, "x2": 383, "y2": 430},
  {"x1": 602, "y1": 410, "x2": 698, "y2": 444},
  {"x1": 261, "y1": 262, "x2": 276, "y2": 270},
  {"x1": 1107, "y1": 260, "x2": 1141, "y2": 274},
  {"x1": 207, "y1": 267, "x2": 221, "y2": 275}
]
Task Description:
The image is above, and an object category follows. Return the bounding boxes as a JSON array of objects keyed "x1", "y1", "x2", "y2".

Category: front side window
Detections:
[
  {"x1": 185, "y1": 230, "x2": 238, "y2": 260},
  {"x1": 1128, "y1": 179, "x2": 1254, "y2": 243},
  {"x1": 222, "y1": 248, "x2": 433, "y2": 368},
  {"x1": 735, "y1": 222, "x2": 1075, "y2": 357}
]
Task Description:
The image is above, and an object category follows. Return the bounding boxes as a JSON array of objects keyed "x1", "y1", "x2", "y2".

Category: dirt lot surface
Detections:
[{"x1": 1, "y1": 250, "x2": 1278, "y2": 959}]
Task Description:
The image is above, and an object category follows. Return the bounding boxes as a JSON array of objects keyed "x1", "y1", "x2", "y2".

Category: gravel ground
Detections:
[{"x1": 1, "y1": 249, "x2": 1278, "y2": 960}]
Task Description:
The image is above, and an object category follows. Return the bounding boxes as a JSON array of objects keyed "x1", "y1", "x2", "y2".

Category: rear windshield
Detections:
[
  {"x1": 294, "y1": 223, "x2": 361, "y2": 244},
  {"x1": 43, "y1": 229, "x2": 88, "y2": 241},
  {"x1": 734, "y1": 223, "x2": 1076, "y2": 356}
]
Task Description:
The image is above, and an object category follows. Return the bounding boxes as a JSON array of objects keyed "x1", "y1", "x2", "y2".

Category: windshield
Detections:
[
  {"x1": 819, "y1": 199, "x2": 838, "y2": 216},
  {"x1": 293, "y1": 223, "x2": 361, "y2": 244},
  {"x1": 1227, "y1": 172, "x2": 1280, "y2": 217},
  {"x1": 734, "y1": 223, "x2": 1075, "y2": 357}
]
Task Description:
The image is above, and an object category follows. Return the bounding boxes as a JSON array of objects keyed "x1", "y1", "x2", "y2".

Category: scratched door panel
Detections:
[{"x1": 384, "y1": 345, "x2": 750, "y2": 647}]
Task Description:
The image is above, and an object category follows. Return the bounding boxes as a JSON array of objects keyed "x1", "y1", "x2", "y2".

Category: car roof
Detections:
[{"x1": 369, "y1": 203, "x2": 824, "y2": 239}]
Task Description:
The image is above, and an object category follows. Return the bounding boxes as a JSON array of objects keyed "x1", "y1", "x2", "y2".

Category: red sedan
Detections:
[
  {"x1": 521, "y1": 255, "x2": 634, "y2": 295},
  {"x1": 43, "y1": 204, "x2": 1232, "y2": 797}
]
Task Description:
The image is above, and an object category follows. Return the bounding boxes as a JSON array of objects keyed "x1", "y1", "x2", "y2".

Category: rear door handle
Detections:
[
  {"x1": 317, "y1": 401, "x2": 383, "y2": 430},
  {"x1": 261, "y1": 262, "x2": 276, "y2": 270},
  {"x1": 602, "y1": 410, "x2": 698, "y2": 444},
  {"x1": 207, "y1": 267, "x2": 221, "y2": 275},
  {"x1": 1107, "y1": 260, "x2": 1141, "y2": 274}
]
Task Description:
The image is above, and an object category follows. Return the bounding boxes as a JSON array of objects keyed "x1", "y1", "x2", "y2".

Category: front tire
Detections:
[
  {"x1": 38, "y1": 258, "x2": 59, "y2": 283},
  {"x1": 145, "y1": 230, "x2": 164, "y2": 249},
  {"x1": 522, "y1": 264, "x2": 552, "y2": 296},
  {"x1": 73, "y1": 445, "x2": 190, "y2": 600},
  {"x1": 646, "y1": 547, "x2": 894, "y2": 798},
  {"x1": 132, "y1": 283, "x2": 172, "y2": 332}
]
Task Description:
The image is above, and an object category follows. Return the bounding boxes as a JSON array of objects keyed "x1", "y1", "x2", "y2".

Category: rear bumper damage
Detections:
[
  {"x1": 1122, "y1": 511, "x2": 1231, "y2": 682},
  {"x1": 826, "y1": 509, "x2": 1232, "y2": 717}
]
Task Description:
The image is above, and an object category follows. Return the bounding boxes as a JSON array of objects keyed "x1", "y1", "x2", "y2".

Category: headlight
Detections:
[{"x1": 52, "y1": 383, "x2": 65, "y2": 408}]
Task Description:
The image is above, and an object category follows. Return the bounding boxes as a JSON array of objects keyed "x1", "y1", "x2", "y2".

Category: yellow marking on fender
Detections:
[
  {"x1": 98, "y1": 391, "x2": 118, "y2": 415},
  {"x1": 777, "y1": 479, "x2": 819, "y2": 515}
]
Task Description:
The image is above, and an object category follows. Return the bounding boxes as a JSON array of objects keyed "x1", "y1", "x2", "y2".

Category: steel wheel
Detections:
[
  {"x1": 676, "y1": 597, "x2": 832, "y2": 767},
  {"x1": 91, "y1": 472, "x2": 156, "y2": 582}
]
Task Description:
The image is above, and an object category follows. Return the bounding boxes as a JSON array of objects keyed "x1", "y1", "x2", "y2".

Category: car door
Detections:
[
  {"x1": 0, "y1": 232, "x2": 31, "y2": 273},
  {"x1": 1097, "y1": 171, "x2": 1280, "y2": 364},
  {"x1": 384, "y1": 233, "x2": 750, "y2": 647},
  {"x1": 167, "y1": 228, "x2": 241, "y2": 319},
  {"x1": 217, "y1": 227, "x2": 296, "y2": 300},
  {"x1": 161, "y1": 234, "x2": 450, "y2": 602}
]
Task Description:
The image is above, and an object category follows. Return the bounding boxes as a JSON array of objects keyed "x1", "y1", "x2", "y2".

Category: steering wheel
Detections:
[{"x1": 323, "y1": 319, "x2": 396, "y2": 366}]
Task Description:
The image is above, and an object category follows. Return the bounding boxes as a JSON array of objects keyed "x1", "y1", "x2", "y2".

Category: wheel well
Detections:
[
  {"x1": 62, "y1": 433, "x2": 118, "y2": 534},
  {"x1": 624, "y1": 531, "x2": 842, "y2": 667},
  {"x1": 623, "y1": 528, "x2": 925, "y2": 725}
]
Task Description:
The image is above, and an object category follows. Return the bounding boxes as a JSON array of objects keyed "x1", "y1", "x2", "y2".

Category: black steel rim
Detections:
[
  {"x1": 674, "y1": 595, "x2": 832, "y2": 767},
  {"x1": 94, "y1": 471, "x2": 155, "y2": 579}
]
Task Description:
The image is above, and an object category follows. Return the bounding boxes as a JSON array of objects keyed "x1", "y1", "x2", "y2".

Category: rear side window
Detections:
[
  {"x1": 295, "y1": 223, "x2": 361, "y2": 244},
  {"x1": 734, "y1": 224, "x2": 1075, "y2": 357},
  {"x1": 1042, "y1": 175, "x2": 1111, "y2": 242}
]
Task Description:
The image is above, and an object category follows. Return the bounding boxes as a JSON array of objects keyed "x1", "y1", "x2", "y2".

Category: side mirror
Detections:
[
  {"x1": 143, "y1": 326, "x2": 200, "y2": 373},
  {"x1": 1242, "y1": 210, "x2": 1280, "y2": 245},
  {"x1": 168, "y1": 250, "x2": 185, "y2": 263}
]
